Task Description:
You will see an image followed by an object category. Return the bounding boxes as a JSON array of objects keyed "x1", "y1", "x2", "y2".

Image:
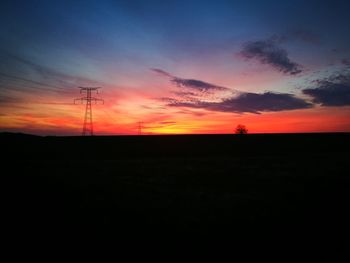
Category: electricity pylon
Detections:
[
  {"x1": 138, "y1": 121, "x2": 143, "y2": 135},
  {"x1": 74, "y1": 87, "x2": 104, "y2": 136}
]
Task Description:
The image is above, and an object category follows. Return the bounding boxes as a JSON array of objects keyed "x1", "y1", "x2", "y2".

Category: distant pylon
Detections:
[
  {"x1": 74, "y1": 87, "x2": 104, "y2": 136},
  {"x1": 137, "y1": 122, "x2": 143, "y2": 135}
]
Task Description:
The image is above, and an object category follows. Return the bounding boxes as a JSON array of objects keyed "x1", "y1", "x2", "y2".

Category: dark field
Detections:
[{"x1": 3, "y1": 133, "x2": 350, "y2": 255}]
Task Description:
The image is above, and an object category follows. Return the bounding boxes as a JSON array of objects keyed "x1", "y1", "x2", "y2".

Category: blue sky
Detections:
[{"x1": 0, "y1": 0, "x2": 349, "y2": 134}]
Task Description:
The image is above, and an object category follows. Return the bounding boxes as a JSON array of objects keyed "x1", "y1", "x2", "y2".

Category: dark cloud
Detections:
[
  {"x1": 151, "y1": 68, "x2": 230, "y2": 92},
  {"x1": 165, "y1": 92, "x2": 312, "y2": 114},
  {"x1": 171, "y1": 78, "x2": 229, "y2": 92},
  {"x1": 303, "y1": 73, "x2": 350, "y2": 106},
  {"x1": 154, "y1": 68, "x2": 312, "y2": 113},
  {"x1": 240, "y1": 40, "x2": 303, "y2": 75}
]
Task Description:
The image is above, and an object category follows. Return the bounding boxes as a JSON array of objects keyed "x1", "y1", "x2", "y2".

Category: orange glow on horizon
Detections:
[{"x1": 1, "y1": 80, "x2": 350, "y2": 135}]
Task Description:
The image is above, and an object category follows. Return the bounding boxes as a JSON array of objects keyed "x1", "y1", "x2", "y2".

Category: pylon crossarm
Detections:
[
  {"x1": 78, "y1": 87, "x2": 101, "y2": 93},
  {"x1": 78, "y1": 87, "x2": 101, "y2": 90}
]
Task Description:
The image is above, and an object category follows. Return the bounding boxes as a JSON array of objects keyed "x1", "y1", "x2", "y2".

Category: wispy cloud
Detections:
[
  {"x1": 0, "y1": 94, "x2": 18, "y2": 104},
  {"x1": 0, "y1": 53, "x2": 104, "y2": 93},
  {"x1": 290, "y1": 29, "x2": 321, "y2": 45},
  {"x1": 240, "y1": 39, "x2": 303, "y2": 75},
  {"x1": 175, "y1": 109, "x2": 207, "y2": 117},
  {"x1": 159, "y1": 121, "x2": 176, "y2": 125},
  {"x1": 150, "y1": 68, "x2": 173, "y2": 77},
  {"x1": 0, "y1": 72, "x2": 64, "y2": 93}
]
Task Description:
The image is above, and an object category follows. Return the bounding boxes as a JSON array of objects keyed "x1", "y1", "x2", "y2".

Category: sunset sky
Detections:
[{"x1": 1, "y1": 0, "x2": 350, "y2": 135}]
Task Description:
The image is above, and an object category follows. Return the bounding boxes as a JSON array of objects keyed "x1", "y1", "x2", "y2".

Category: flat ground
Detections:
[{"x1": 3, "y1": 133, "x2": 349, "y2": 255}]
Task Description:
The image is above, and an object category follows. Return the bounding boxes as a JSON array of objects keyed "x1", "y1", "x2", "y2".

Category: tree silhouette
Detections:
[{"x1": 235, "y1": 124, "x2": 248, "y2": 134}]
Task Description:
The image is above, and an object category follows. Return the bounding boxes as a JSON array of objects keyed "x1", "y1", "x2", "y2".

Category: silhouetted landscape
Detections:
[
  {"x1": 2, "y1": 0, "x2": 350, "y2": 259},
  {"x1": 3, "y1": 133, "x2": 349, "y2": 255}
]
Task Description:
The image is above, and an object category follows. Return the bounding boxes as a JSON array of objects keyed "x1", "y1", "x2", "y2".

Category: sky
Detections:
[{"x1": 0, "y1": 0, "x2": 350, "y2": 135}]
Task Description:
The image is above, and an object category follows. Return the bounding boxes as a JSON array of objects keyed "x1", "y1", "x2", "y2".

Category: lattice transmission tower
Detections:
[
  {"x1": 137, "y1": 121, "x2": 143, "y2": 135},
  {"x1": 74, "y1": 87, "x2": 104, "y2": 136}
]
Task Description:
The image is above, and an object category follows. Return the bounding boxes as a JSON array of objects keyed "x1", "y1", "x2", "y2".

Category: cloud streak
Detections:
[
  {"x1": 151, "y1": 68, "x2": 230, "y2": 93},
  {"x1": 171, "y1": 78, "x2": 229, "y2": 92},
  {"x1": 0, "y1": 53, "x2": 104, "y2": 94},
  {"x1": 240, "y1": 40, "x2": 302, "y2": 75},
  {"x1": 159, "y1": 121, "x2": 176, "y2": 125},
  {"x1": 154, "y1": 68, "x2": 312, "y2": 114},
  {"x1": 151, "y1": 68, "x2": 173, "y2": 78}
]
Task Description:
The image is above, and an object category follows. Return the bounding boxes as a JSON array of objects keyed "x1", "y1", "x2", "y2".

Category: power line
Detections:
[{"x1": 74, "y1": 87, "x2": 104, "y2": 136}]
